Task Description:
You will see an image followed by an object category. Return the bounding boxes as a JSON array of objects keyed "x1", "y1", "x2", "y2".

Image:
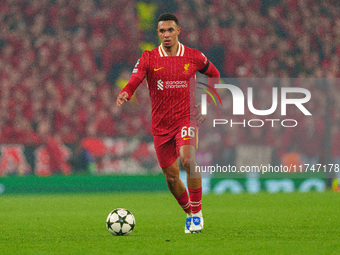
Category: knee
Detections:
[
  {"x1": 181, "y1": 156, "x2": 195, "y2": 170},
  {"x1": 164, "y1": 172, "x2": 179, "y2": 186}
]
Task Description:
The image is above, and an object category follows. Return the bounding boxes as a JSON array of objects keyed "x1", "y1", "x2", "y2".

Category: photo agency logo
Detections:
[
  {"x1": 197, "y1": 81, "x2": 223, "y2": 114},
  {"x1": 199, "y1": 80, "x2": 312, "y2": 128}
]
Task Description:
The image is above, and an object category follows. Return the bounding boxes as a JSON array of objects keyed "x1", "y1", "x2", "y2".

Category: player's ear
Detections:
[{"x1": 177, "y1": 26, "x2": 181, "y2": 35}]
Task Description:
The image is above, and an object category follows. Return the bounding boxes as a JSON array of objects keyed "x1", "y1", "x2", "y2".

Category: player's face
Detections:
[{"x1": 157, "y1": 21, "x2": 181, "y2": 48}]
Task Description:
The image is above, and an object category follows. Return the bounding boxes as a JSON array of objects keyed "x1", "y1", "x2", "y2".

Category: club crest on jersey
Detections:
[{"x1": 183, "y1": 63, "x2": 190, "y2": 74}]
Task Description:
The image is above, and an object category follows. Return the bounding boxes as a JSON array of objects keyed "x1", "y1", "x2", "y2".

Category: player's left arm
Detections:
[
  {"x1": 196, "y1": 60, "x2": 220, "y2": 123},
  {"x1": 199, "y1": 60, "x2": 220, "y2": 79}
]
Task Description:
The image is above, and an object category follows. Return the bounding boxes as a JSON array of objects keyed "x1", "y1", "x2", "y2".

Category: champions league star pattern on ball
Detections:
[{"x1": 106, "y1": 208, "x2": 135, "y2": 236}]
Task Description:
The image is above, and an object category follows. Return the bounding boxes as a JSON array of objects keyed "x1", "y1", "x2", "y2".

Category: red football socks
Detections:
[
  {"x1": 188, "y1": 187, "x2": 202, "y2": 213},
  {"x1": 175, "y1": 190, "x2": 192, "y2": 214}
]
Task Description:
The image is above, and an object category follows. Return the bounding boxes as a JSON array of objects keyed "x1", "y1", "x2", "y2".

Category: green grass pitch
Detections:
[{"x1": 1, "y1": 192, "x2": 340, "y2": 254}]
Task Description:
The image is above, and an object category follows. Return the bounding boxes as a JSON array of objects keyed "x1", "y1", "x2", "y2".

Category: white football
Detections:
[{"x1": 106, "y1": 208, "x2": 135, "y2": 236}]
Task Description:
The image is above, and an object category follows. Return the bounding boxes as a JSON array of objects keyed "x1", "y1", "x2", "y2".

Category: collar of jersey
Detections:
[{"x1": 158, "y1": 42, "x2": 184, "y2": 57}]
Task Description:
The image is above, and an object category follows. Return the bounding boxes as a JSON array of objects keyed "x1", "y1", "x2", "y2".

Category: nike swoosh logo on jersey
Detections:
[
  {"x1": 183, "y1": 138, "x2": 192, "y2": 140},
  {"x1": 154, "y1": 67, "x2": 164, "y2": 71}
]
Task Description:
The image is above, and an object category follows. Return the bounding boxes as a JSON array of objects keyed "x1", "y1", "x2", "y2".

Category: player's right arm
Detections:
[
  {"x1": 116, "y1": 51, "x2": 149, "y2": 107},
  {"x1": 116, "y1": 91, "x2": 129, "y2": 107},
  {"x1": 116, "y1": 76, "x2": 142, "y2": 107}
]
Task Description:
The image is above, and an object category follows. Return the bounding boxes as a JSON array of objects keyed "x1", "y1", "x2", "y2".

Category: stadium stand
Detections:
[{"x1": 0, "y1": 0, "x2": 340, "y2": 172}]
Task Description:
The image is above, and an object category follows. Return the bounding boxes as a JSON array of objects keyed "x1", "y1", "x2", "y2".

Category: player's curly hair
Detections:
[{"x1": 157, "y1": 13, "x2": 179, "y2": 26}]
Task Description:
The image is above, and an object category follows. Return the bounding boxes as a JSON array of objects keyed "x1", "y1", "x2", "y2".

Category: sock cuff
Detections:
[
  {"x1": 188, "y1": 187, "x2": 202, "y2": 194},
  {"x1": 175, "y1": 190, "x2": 192, "y2": 214},
  {"x1": 175, "y1": 190, "x2": 189, "y2": 200}
]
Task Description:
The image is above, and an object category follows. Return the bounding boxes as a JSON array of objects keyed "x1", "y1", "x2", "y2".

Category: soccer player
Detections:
[{"x1": 116, "y1": 13, "x2": 220, "y2": 233}]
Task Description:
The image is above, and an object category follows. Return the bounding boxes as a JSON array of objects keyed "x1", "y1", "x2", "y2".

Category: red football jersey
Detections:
[{"x1": 125, "y1": 43, "x2": 208, "y2": 135}]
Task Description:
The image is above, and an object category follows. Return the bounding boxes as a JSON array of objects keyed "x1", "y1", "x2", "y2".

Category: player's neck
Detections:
[{"x1": 163, "y1": 42, "x2": 179, "y2": 56}]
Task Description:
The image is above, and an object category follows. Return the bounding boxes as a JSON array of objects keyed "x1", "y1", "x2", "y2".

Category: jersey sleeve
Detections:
[
  {"x1": 194, "y1": 49, "x2": 209, "y2": 72},
  {"x1": 193, "y1": 48, "x2": 220, "y2": 78},
  {"x1": 194, "y1": 49, "x2": 220, "y2": 105},
  {"x1": 131, "y1": 51, "x2": 149, "y2": 81},
  {"x1": 120, "y1": 51, "x2": 149, "y2": 100}
]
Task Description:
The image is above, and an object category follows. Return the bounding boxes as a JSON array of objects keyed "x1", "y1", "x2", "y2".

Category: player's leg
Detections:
[
  {"x1": 176, "y1": 125, "x2": 201, "y2": 191},
  {"x1": 153, "y1": 133, "x2": 193, "y2": 233},
  {"x1": 161, "y1": 159, "x2": 186, "y2": 197},
  {"x1": 179, "y1": 144, "x2": 201, "y2": 189},
  {"x1": 161, "y1": 159, "x2": 193, "y2": 233},
  {"x1": 179, "y1": 144, "x2": 204, "y2": 233}
]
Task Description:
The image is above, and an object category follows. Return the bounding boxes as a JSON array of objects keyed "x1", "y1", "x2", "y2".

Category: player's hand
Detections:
[
  {"x1": 116, "y1": 92, "x2": 129, "y2": 107},
  {"x1": 195, "y1": 102, "x2": 207, "y2": 123}
]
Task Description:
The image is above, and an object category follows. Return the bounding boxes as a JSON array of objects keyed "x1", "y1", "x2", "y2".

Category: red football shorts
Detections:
[{"x1": 153, "y1": 124, "x2": 199, "y2": 168}]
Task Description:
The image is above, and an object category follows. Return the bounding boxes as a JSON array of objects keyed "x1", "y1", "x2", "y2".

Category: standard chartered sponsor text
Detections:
[{"x1": 165, "y1": 80, "x2": 188, "y2": 89}]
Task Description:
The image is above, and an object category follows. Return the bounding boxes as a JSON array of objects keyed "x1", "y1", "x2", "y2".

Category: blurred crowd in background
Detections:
[{"x1": 0, "y1": 0, "x2": 340, "y2": 172}]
